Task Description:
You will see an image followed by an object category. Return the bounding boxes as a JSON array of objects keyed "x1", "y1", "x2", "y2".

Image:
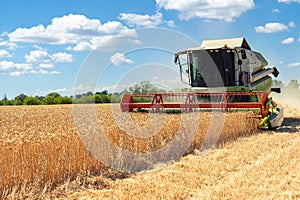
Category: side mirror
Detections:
[
  {"x1": 271, "y1": 88, "x2": 281, "y2": 93},
  {"x1": 174, "y1": 54, "x2": 179, "y2": 64},
  {"x1": 241, "y1": 49, "x2": 247, "y2": 59}
]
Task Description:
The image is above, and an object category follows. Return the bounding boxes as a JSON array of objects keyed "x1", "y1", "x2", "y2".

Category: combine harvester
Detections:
[{"x1": 120, "y1": 38, "x2": 284, "y2": 129}]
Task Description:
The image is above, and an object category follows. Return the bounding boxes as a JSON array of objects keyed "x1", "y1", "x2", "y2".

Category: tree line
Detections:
[
  {"x1": 0, "y1": 90, "x2": 120, "y2": 106},
  {"x1": 1, "y1": 80, "x2": 299, "y2": 106},
  {"x1": 0, "y1": 81, "x2": 166, "y2": 106}
]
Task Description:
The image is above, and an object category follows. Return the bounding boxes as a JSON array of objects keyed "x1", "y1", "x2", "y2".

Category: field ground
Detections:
[
  {"x1": 55, "y1": 131, "x2": 300, "y2": 200},
  {"x1": 1, "y1": 104, "x2": 299, "y2": 199}
]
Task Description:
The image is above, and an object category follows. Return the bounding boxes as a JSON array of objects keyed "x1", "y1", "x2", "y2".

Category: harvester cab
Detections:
[
  {"x1": 120, "y1": 37, "x2": 284, "y2": 129},
  {"x1": 174, "y1": 37, "x2": 279, "y2": 92}
]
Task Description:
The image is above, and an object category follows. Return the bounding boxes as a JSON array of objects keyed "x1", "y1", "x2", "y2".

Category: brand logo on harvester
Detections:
[{"x1": 72, "y1": 28, "x2": 226, "y2": 173}]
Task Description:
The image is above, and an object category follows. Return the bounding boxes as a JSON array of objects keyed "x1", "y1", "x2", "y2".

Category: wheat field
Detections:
[{"x1": 0, "y1": 104, "x2": 299, "y2": 199}]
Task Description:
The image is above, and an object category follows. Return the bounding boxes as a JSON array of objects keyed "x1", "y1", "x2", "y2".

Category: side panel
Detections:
[
  {"x1": 251, "y1": 76, "x2": 272, "y2": 94},
  {"x1": 247, "y1": 49, "x2": 268, "y2": 74}
]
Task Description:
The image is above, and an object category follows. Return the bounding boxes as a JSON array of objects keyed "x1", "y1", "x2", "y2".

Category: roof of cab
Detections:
[{"x1": 200, "y1": 37, "x2": 251, "y2": 50}]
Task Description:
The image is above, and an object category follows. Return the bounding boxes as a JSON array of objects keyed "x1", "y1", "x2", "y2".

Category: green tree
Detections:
[
  {"x1": 111, "y1": 93, "x2": 122, "y2": 103},
  {"x1": 75, "y1": 94, "x2": 82, "y2": 99},
  {"x1": 14, "y1": 93, "x2": 28, "y2": 105},
  {"x1": 123, "y1": 81, "x2": 166, "y2": 103},
  {"x1": 61, "y1": 96, "x2": 72, "y2": 104},
  {"x1": 95, "y1": 94, "x2": 103, "y2": 103},
  {"x1": 46, "y1": 92, "x2": 60, "y2": 98},
  {"x1": 85, "y1": 91, "x2": 94, "y2": 96},
  {"x1": 95, "y1": 94, "x2": 112, "y2": 103},
  {"x1": 43, "y1": 95, "x2": 56, "y2": 105},
  {"x1": 54, "y1": 96, "x2": 63, "y2": 104},
  {"x1": 24, "y1": 96, "x2": 41, "y2": 105},
  {"x1": 126, "y1": 81, "x2": 166, "y2": 94},
  {"x1": 4, "y1": 100, "x2": 14, "y2": 106},
  {"x1": 96, "y1": 90, "x2": 108, "y2": 95},
  {"x1": 73, "y1": 95, "x2": 95, "y2": 104},
  {"x1": 35, "y1": 96, "x2": 45, "y2": 102},
  {"x1": 42, "y1": 92, "x2": 62, "y2": 105},
  {"x1": 103, "y1": 94, "x2": 111, "y2": 103},
  {"x1": 14, "y1": 100, "x2": 23, "y2": 105},
  {"x1": 15, "y1": 93, "x2": 28, "y2": 102}
]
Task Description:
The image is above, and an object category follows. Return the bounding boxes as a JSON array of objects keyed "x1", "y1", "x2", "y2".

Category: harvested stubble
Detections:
[
  {"x1": 64, "y1": 131, "x2": 300, "y2": 200},
  {"x1": 0, "y1": 104, "x2": 259, "y2": 198}
]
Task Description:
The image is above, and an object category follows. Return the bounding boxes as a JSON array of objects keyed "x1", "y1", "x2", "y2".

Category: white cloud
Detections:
[
  {"x1": 156, "y1": 0, "x2": 255, "y2": 22},
  {"x1": 0, "y1": 49, "x2": 12, "y2": 58},
  {"x1": 35, "y1": 88, "x2": 71, "y2": 96},
  {"x1": 25, "y1": 50, "x2": 52, "y2": 63},
  {"x1": 1, "y1": 31, "x2": 8, "y2": 37},
  {"x1": 71, "y1": 29, "x2": 137, "y2": 51},
  {"x1": 119, "y1": 12, "x2": 174, "y2": 28},
  {"x1": 288, "y1": 21, "x2": 296, "y2": 28},
  {"x1": 9, "y1": 71, "x2": 29, "y2": 76},
  {"x1": 272, "y1": 9, "x2": 281, "y2": 13},
  {"x1": 286, "y1": 62, "x2": 300, "y2": 68},
  {"x1": 0, "y1": 61, "x2": 32, "y2": 72},
  {"x1": 0, "y1": 60, "x2": 61, "y2": 76},
  {"x1": 9, "y1": 69, "x2": 60, "y2": 76},
  {"x1": 100, "y1": 85, "x2": 119, "y2": 92},
  {"x1": 167, "y1": 20, "x2": 175, "y2": 27},
  {"x1": 0, "y1": 60, "x2": 15, "y2": 71},
  {"x1": 32, "y1": 44, "x2": 45, "y2": 50},
  {"x1": 110, "y1": 53, "x2": 134, "y2": 66},
  {"x1": 278, "y1": 0, "x2": 300, "y2": 3},
  {"x1": 15, "y1": 63, "x2": 32, "y2": 71},
  {"x1": 37, "y1": 85, "x2": 97, "y2": 96},
  {"x1": 255, "y1": 22, "x2": 289, "y2": 33},
  {"x1": 2, "y1": 62, "x2": 33, "y2": 76},
  {"x1": 100, "y1": 21, "x2": 127, "y2": 34},
  {"x1": 9, "y1": 14, "x2": 99, "y2": 44},
  {"x1": 74, "y1": 83, "x2": 94, "y2": 94},
  {"x1": 25, "y1": 50, "x2": 74, "y2": 63},
  {"x1": 48, "y1": 88, "x2": 68, "y2": 94},
  {"x1": 29, "y1": 70, "x2": 38, "y2": 74},
  {"x1": 38, "y1": 69, "x2": 61, "y2": 75},
  {"x1": 39, "y1": 63, "x2": 54, "y2": 69},
  {"x1": 71, "y1": 42, "x2": 91, "y2": 51},
  {"x1": 8, "y1": 14, "x2": 137, "y2": 51},
  {"x1": 133, "y1": 39, "x2": 142, "y2": 45},
  {"x1": 52, "y1": 52, "x2": 74, "y2": 63},
  {"x1": 0, "y1": 41, "x2": 19, "y2": 50},
  {"x1": 0, "y1": 49, "x2": 70, "y2": 76},
  {"x1": 281, "y1": 37, "x2": 295, "y2": 44}
]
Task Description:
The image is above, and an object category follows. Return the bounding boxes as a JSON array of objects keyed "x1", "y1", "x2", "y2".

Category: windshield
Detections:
[{"x1": 189, "y1": 49, "x2": 235, "y2": 87}]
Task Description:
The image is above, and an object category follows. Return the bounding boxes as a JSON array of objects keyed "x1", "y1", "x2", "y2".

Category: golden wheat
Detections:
[{"x1": 0, "y1": 104, "x2": 259, "y2": 199}]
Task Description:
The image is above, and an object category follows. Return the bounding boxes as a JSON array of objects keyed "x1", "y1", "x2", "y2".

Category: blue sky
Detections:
[{"x1": 0, "y1": 0, "x2": 299, "y2": 98}]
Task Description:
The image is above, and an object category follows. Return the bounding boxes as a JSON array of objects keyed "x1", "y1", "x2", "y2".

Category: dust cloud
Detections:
[{"x1": 271, "y1": 88, "x2": 300, "y2": 117}]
